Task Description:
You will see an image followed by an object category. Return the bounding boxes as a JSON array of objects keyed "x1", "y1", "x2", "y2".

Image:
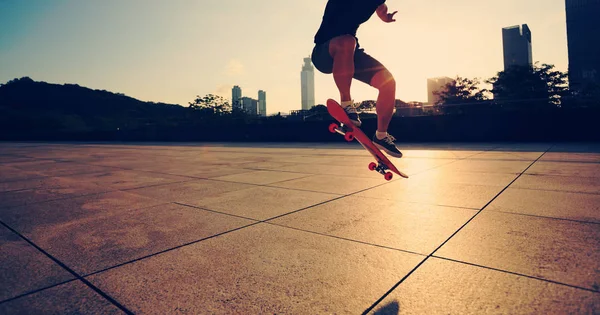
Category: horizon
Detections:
[{"x1": 1, "y1": 0, "x2": 568, "y2": 114}]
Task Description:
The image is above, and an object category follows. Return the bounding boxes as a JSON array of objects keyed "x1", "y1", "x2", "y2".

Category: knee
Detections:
[
  {"x1": 371, "y1": 70, "x2": 396, "y2": 91},
  {"x1": 330, "y1": 35, "x2": 357, "y2": 54}
]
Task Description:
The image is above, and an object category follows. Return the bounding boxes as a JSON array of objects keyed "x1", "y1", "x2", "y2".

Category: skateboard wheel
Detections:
[
  {"x1": 344, "y1": 132, "x2": 354, "y2": 142},
  {"x1": 368, "y1": 162, "x2": 377, "y2": 171},
  {"x1": 329, "y1": 123, "x2": 339, "y2": 134},
  {"x1": 384, "y1": 172, "x2": 393, "y2": 181}
]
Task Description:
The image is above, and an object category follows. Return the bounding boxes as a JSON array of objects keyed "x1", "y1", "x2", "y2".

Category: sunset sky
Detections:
[{"x1": 1, "y1": 0, "x2": 568, "y2": 114}]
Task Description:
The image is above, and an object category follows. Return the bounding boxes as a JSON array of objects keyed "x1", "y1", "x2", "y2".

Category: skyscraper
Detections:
[
  {"x1": 301, "y1": 57, "x2": 315, "y2": 110},
  {"x1": 258, "y1": 90, "x2": 267, "y2": 116},
  {"x1": 566, "y1": 0, "x2": 600, "y2": 91},
  {"x1": 232, "y1": 85, "x2": 242, "y2": 112},
  {"x1": 427, "y1": 77, "x2": 455, "y2": 105},
  {"x1": 502, "y1": 24, "x2": 533, "y2": 70}
]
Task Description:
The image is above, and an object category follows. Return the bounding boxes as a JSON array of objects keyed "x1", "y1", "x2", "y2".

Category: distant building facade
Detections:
[
  {"x1": 502, "y1": 24, "x2": 533, "y2": 70},
  {"x1": 427, "y1": 77, "x2": 455, "y2": 105},
  {"x1": 301, "y1": 57, "x2": 315, "y2": 110},
  {"x1": 258, "y1": 90, "x2": 267, "y2": 116},
  {"x1": 566, "y1": 0, "x2": 600, "y2": 91},
  {"x1": 232, "y1": 85, "x2": 242, "y2": 112},
  {"x1": 240, "y1": 97, "x2": 259, "y2": 115}
]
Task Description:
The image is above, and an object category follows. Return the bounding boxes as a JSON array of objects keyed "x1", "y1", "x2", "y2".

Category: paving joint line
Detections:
[
  {"x1": 433, "y1": 256, "x2": 600, "y2": 293},
  {"x1": 0, "y1": 221, "x2": 134, "y2": 314},
  {"x1": 362, "y1": 145, "x2": 553, "y2": 314}
]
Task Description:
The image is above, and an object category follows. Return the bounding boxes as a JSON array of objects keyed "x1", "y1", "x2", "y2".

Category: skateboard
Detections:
[{"x1": 326, "y1": 99, "x2": 408, "y2": 181}]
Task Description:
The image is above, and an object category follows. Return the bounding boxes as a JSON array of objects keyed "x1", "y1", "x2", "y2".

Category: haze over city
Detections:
[{"x1": 1, "y1": 0, "x2": 568, "y2": 115}]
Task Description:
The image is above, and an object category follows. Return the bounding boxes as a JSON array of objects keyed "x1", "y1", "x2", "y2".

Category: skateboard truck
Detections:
[
  {"x1": 328, "y1": 122, "x2": 395, "y2": 181},
  {"x1": 368, "y1": 162, "x2": 394, "y2": 181},
  {"x1": 328, "y1": 123, "x2": 354, "y2": 142}
]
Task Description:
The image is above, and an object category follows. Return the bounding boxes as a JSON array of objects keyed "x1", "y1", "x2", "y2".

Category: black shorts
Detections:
[{"x1": 311, "y1": 39, "x2": 386, "y2": 86}]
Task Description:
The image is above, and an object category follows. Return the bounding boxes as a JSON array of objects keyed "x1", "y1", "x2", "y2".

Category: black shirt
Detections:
[{"x1": 314, "y1": 0, "x2": 386, "y2": 45}]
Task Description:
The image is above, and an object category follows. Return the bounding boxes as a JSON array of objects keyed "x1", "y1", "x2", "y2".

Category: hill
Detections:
[{"x1": 0, "y1": 77, "x2": 187, "y2": 133}]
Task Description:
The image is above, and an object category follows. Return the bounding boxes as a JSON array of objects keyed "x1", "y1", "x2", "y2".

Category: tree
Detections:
[
  {"x1": 435, "y1": 77, "x2": 488, "y2": 106},
  {"x1": 434, "y1": 76, "x2": 489, "y2": 115},
  {"x1": 188, "y1": 94, "x2": 231, "y2": 116},
  {"x1": 486, "y1": 63, "x2": 568, "y2": 108}
]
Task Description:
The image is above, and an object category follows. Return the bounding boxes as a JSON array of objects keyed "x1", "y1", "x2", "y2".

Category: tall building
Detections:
[
  {"x1": 258, "y1": 90, "x2": 267, "y2": 116},
  {"x1": 240, "y1": 97, "x2": 258, "y2": 115},
  {"x1": 427, "y1": 77, "x2": 455, "y2": 105},
  {"x1": 301, "y1": 57, "x2": 315, "y2": 110},
  {"x1": 502, "y1": 24, "x2": 533, "y2": 70},
  {"x1": 566, "y1": 0, "x2": 600, "y2": 91},
  {"x1": 232, "y1": 85, "x2": 242, "y2": 112}
]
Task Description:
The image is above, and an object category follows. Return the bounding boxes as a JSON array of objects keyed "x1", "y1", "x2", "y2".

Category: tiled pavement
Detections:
[{"x1": 0, "y1": 142, "x2": 598, "y2": 314}]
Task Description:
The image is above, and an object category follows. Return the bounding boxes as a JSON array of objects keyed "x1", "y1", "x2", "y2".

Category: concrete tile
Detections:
[
  {"x1": 270, "y1": 196, "x2": 476, "y2": 254},
  {"x1": 281, "y1": 163, "x2": 395, "y2": 179},
  {"x1": 184, "y1": 186, "x2": 340, "y2": 220},
  {"x1": 212, "y1": 170, "x2": 309, "y2": 185},
  {"x1": 126, "y1": 179, "x2": 253, "y2": 203},
  {"x1": 411, "y1": 170, "x2": 518, "y2": 187},
  {"x1": 0, "y1": 166, "x2": 44, "y2": 183},
  {"x1": 0, "y1": 177, "x2": 112, "y2": 209},
  {"x1": 436, "y1": 211, "x2": 600, "y2": 290},
  {"x1": 61, "y1": 170, "x2": 192, "y2": 190},
  {"x1": 525, "y1": 162, "x2": 600, "y2": 177},
  {"x1": 540, "y1": 152, "x2": 600, "y2": 163},
  {"x1": 11, "y1": 161, "x2": 116, "y2": 177},
  {"x1": 371, "y1": 258, "x2": 599, "y2": 315},
  {"x1": 87, "y1": 223, "x2": 423, "y2": 314},
  {"x1": 236, "y1": 161, "x2": 298, "y2": 171},
  {"x1": 355, "y1": 181, "x2": 502, "y2": 209},
  {"x1": 526, "y1": 161, "x2": 600, "y2": 178},
  {"x1": 0, "y1": 175, "x2": 115, "y2": 194},
  {"x1": 0, "y1": 191, "x2": 165, "y2": 235},
  {"x1": 491, "y1": 143, "x2": 553, "y2": 152},
  {"x1": 16, "y1": 203, "x2": 255, "y2": 275},
  {"x1": 0, "y1": 281, "x2": 125, "y2": 314},
  {"x1": 438, "y1": 159, "x2": 532, "y2": 174},
  {"x1": 512, "y1": 174, "x2": 600, "y2": 194},
  {"x1": 471, "y1": 151, "x2": 543, "y2": 161},
  {"x1": 0, "y1": 225, "x2": 73, "y2": 301},
  {"x1": 269, "y1": 174, "x2": 385, "y2": 195},
  {"x1": 488, "y1": 188, "x2": 600, "y2": 223}
]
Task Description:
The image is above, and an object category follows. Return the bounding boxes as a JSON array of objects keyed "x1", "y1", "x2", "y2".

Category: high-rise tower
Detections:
[
  {"x1": 566, "y1": 0, "x2": 600, "y2": 91},
  {"x1": 301, "y1": 57, "x2": 315, "y2": 110},
  {"x1": 502, "y1": 24, "x2": 533, "y2": 70},
  {"x1": 258, "y1": 90, "x2": 267, "y2": 116},
  {"x1": 232, "y1": 85, "x2": 242, "y2": 112}
]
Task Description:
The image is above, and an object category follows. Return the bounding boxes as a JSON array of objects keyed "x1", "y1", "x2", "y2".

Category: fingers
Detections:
[{"x1": 388, "y1": 11, "x2": 398, "y2": 22}]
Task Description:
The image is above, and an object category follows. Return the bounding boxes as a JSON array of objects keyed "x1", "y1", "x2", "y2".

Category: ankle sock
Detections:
[
  {"x1": 340, "y1": 100, "x2": 353, "y2": 108},
  {"x1": 376, "y1": 131, "x2": 388, "y2": 140}
]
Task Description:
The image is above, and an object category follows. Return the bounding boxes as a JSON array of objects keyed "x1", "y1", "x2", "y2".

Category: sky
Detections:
[{"x1": 0, "y1": 0, "x2": 569, "y2": 115}]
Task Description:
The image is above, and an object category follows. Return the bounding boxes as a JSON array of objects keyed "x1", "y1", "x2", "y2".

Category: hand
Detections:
[{"x1": 382, "y1": 11, "x2": 398, "y2": 23}]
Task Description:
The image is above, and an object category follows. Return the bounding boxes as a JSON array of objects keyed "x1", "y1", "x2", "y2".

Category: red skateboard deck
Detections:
[{"x1": 326, "y1": 99, "x2": 408, "y2": 181}]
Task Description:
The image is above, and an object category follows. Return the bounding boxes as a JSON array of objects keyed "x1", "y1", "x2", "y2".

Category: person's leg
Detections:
[
  {"x1": 353, "y1": 49, "x2": 402, "y2": 157},
  {"x1": 370, "y1": 69, "x2": 396, "y2": 135},
  {"x1": 328, "y1": 35, "x2": 357, "y2": 104}
]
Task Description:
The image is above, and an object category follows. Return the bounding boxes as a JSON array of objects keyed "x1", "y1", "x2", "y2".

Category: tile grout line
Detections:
[
  {"x1": 0, "y1": 221, "x2": 134, "y2": 314},
  {"x1": 362, "y1": 145, "x2": 555, "y2": 314},
  {"x1": 432, "y1": 256, "x2": 599, "y2": 293}
]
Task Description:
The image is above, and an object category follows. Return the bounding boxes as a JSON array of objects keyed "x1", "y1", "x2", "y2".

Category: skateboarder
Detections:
[{"x1": 311, "y1": 0, "x2": 403, "y2": 158}]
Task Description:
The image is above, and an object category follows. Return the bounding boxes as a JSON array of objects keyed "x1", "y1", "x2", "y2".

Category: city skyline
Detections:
[{"x1": 0, "y1": 0, "x2": 570, "y2": 114}]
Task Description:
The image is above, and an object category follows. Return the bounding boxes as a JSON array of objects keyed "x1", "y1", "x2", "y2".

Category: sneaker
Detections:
[
  {"x1": 372, "y1": 133, "x2": 403, "y2": 158},
  {"x1": 343, "y1": 104, "x2": 361, "y2": 127}
]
